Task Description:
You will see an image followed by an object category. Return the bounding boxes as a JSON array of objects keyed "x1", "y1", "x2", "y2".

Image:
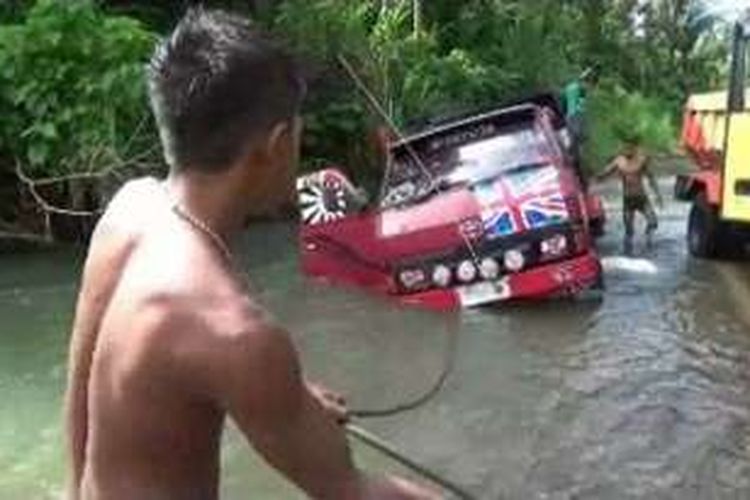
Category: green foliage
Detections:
[
  {"x1": 2, "y1": 0, "x2": 721, "y2": 183},
  {"x1": 102, "y1": 1, "x2": 259, "y2": 32},
  {"x1": 0, "y1": 1, "x2": 32, "y2": 23},
  {"x1": 274, "y1": 0, "x2": 508, "y2": 176},
  {"x1": 429, "y1": 0, "x2": 580, "y2": 96},
  {"x1": 0, "y1": 0, "x2": 732, "y2": 234},
  {"x1": 273, "y1": 0, "x2": 722, "y2": 178},
  {"x1": 273, "y1": 0, "x2": 373, "y2": 174},
  {"x1": 0, "y1": 0, "x2": 156, "y2": 176},
  {"x1": 585, "y1": 85, "x2": 677, "y2": 170}
]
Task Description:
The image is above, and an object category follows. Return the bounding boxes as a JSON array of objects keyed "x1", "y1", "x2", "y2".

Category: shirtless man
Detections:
[
  {"x1": 595, "y1": 138, "x2": 663, "y2": 253},
  {"x1": 63, "y1": 8, "x2": 435, "y2": 500}
]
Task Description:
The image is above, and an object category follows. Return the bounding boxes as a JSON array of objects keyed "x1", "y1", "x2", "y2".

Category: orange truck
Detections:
[{"x1": 676, "y1": 19, "x2": 750, "y2": 258}]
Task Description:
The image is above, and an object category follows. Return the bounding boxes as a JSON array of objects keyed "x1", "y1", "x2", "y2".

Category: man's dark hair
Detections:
[{"x1": 148, "y1": 8, "x2": 304, "y2": 173}]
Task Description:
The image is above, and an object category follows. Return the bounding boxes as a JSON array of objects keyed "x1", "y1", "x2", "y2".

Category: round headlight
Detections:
[
  {"x1": 432, "y1": 264, "x2": 452, "y2": 287},
  {"x1": 456, "y1": 260, "x2": 477, "y2": 283},
  {"x1": 504, "y1": 249, "x2": 525, "y2": 272},
  {"x1": 479, "y1": 257, "x2": 500, "y2": 280}
]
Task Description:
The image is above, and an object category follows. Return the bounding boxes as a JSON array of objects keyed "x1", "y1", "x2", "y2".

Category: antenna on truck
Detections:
[{"x1": 336, "y1": 54, "x2": 482, "y2": 264}]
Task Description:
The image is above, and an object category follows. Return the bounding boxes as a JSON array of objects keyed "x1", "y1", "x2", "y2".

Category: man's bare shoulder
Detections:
[
  {"x1": 125, "y1": 224, "x2": 275, "y2": 332},
  {"x1": 122, "y1": 236, "x2": 257, "y2": 333},
  {"x1": 125, "y1": 277, "x2": 290, "y2": 405},
  {"x1": 612, "y1": 155, "x2": 628, "y2": 168},
  {"x1": 90, "y1": 177, "x2": 286, "y2": 398},
  {"x1": 95, "y1": 177, "x2": 167, "y2": 234}
]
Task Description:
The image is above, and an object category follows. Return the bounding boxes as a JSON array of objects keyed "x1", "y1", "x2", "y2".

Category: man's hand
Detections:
[
  {"x1": 304, "y1": 387, "x2": 445, "y2": 498},
  {"x1": 307, "y1": 381, "x2": 349, "y2": 424}
]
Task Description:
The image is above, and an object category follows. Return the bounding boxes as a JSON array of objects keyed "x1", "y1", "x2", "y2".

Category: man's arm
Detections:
[
  {"x1": 64, "y1": 311, "x2": 97, "y2": 500},
  {"x1": 594, "y1": 158, "x2": 619, "y2": 182},
  {"x1": 214, "y1": 320, "x2": 362, "y2": 498},
  {"x1": 211, "y1": 317, "x2": 434, "y2": 499},
  {"x1": 643, "y1": 158, "x2": 663, "y2": 206}
]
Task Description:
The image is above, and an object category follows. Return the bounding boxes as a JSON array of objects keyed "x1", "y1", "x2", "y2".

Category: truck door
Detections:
[{"x1": 722, "y1": 21, "x2": 750, "y2": 223}]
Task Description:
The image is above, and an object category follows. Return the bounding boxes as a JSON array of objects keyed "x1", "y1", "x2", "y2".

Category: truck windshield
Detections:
[{"x1": 381, "y1": 122, "x2": 557, "y2": 208}]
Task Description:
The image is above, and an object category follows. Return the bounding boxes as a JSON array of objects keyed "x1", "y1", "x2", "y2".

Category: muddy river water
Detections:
[{"x1": 2, "y1": 177, "x2": 750, "y2": 499}]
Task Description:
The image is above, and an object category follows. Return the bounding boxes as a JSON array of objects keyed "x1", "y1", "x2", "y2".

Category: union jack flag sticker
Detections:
[{"x1": 474, "y1": 165, "x2": 569, "y2": 238}]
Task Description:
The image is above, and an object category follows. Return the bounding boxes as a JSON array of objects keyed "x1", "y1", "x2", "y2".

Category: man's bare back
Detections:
[{"x1": 67, "y1": 178, "x2": 232, "y2": 499}]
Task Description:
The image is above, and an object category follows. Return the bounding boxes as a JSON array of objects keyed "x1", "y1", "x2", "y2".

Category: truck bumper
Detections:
[{"x1": 400, "y1": 251, "x2": 603, "y2": 310}]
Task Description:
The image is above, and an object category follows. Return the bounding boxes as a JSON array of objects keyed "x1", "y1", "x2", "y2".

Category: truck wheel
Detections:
[
  {"x1": 688, "y1": 194, "x2": 742, "y2": 259},
  {"x1": 716, "y1": 224, "x2": 744, "y2": 259},
  {"x1": 687, "y1": 193, "x2": 718, "y2": 258},
  {"x1": 742, "y1": 230, "x2": 750, "y2": 257}
]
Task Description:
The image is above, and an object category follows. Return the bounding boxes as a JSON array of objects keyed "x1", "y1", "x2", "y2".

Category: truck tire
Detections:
[
  {"x1": 688, "y1": 193, "x2": 742, "y2": 259},
  {"x1": 717, "y1": 226, "x2": 745, "y2": 259},
  {"x1": 687, "y1": 193, "x2": 719, "y2": 258}
]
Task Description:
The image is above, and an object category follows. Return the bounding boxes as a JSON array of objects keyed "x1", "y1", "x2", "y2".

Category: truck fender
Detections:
[{"x1": 675, "y1": 171, "x2": 722, "y2": 206}]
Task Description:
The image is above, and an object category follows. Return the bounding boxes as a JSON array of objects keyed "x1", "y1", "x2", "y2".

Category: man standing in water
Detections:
[
  {"x1": 595, "y1": 137, "x2": 664, "y2": 254},
  {"x1": 64, "y1": 8, "x2": 434, "y2": 500}
]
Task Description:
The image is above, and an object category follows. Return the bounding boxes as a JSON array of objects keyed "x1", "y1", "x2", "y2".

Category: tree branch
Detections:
[
  {"x1": 26, "y1": 145, "x2": 159, "y2": 187},
  {"x1": 15, "y1": 160, "x2": 99, "y2": 218}
]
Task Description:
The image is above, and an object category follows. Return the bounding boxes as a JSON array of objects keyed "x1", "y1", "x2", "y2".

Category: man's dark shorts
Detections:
[
  {"x1": 623, "y1": 193, "x2": 658, "y2": 235},
  {"x1": 624, "y1": 194, "x2": 649, "y2": 212}
]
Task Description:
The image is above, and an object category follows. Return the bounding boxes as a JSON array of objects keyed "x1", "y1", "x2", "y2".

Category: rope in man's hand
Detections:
[{"x1": 346, "y1": 423, "x2": 478, "y2": 500}]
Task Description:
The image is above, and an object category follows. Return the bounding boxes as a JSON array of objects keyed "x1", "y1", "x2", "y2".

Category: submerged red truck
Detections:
[{"x1": 296, "y1": 95, "x2": 604, "y2": 309}]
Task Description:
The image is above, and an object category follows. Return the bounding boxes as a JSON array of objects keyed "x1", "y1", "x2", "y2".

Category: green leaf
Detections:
[
  {"x1": 38, "y1": 122, "x2": 57, "y2": 140},
  {"x1": 28, "y1": 141, "x2": 49, "y2": 166}
]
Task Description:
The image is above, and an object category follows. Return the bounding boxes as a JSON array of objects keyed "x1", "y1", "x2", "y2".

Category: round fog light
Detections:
[
  {"x1": 456, "y1": 260, "x2": 477, "y2": 283},
  {"x1": 504, "y1": 249, "x2": 525, "y2": 272},
  {"x1": 479, "y1": 257, "x2": 500, "y2": 280},
  {"x1": 432, "y1": 265, "x2": 452, "y2": 287}
]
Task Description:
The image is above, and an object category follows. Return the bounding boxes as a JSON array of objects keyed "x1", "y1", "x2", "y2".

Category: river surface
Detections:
[{"x1": 2, "y1": 177, "x2": 750, "y2": 499}]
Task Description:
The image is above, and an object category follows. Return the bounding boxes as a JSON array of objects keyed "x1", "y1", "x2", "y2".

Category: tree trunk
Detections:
[{"x1": 413, "y1": 0, "x2": 423, "y2": 36}]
